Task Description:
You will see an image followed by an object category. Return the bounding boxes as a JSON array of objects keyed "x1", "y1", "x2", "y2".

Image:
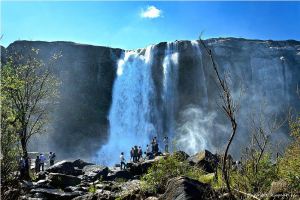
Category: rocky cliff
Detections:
[{"x1": 2, "y1": 38, "x2": 300, "y2": 161}]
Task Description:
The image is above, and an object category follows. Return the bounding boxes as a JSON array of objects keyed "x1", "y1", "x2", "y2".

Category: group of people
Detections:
[
  {"x1": 130, "y1": 146, "x2": 143, "y2": 163},
  {"x1": 34, "y1": 152, "x2": 56, "y2": 173},
  {"x1": 119, "y1": 136, "x2": 169, "y2": 170}
]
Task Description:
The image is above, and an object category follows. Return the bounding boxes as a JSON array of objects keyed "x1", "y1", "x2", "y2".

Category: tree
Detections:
[
  {"x1": 1, "y1": 87, "x2": 21, "y2": 186},
  {"x1": 1, "y1": 49, "x2": 60, "y2": 179},
  {"x1": 199, "y1": 39, "x2": 238, "y2": 197}
]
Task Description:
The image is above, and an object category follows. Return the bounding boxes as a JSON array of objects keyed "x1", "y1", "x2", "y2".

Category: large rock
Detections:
[
  {"x1": 30, "y1": 188, "x2": 82, "y2": 200},
  {"x1": 106, "y1": 170, "x2": 134, "y2": 181},
  {"x1": 72, "y1": 190, "x2": 114, "y2": 200},
  {"x1": 46, "y1": 160, "x2": 82, "y2": 176},
  {"x1": 73, "y1": 159, "x2": 94, "y2": 169},
  {"x1": 159, "y1": 176, "x2": 219, "y2": 200},
  {"x1": 82, "y1": 165, "x2": 109, "y2": 182},
  {"x1": 2, "y1": 188, "x2": 20, "y2": 200},
  {"x1": 188, "y1": 150, "x2": 219, "y2": 173},
  {"x1": 48, "y1": 173, "x2": 81, "y2": 188},
  {"x1": 268, "y1": 180, "x2": 290, "y2": 199},
  {"x1": 128, "y1": 156, "x2": 164, "y2": 176}
]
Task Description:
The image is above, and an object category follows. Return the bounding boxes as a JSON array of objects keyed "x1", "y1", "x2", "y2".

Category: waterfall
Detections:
[
  {"x1": 175, "y1": 41, "x2": 215, "y2": 155},
  {"x1": 96, "y1": 45, "x2": 159, "y2": 165},
  {"x1": 162, "y1": 42, "x2": 179, "y2": 140}
]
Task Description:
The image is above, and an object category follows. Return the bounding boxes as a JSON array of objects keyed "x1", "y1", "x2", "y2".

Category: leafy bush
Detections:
[
  {"x1": 278, "y1": 116, "x2": 300, "y2": 192},
  {"x1": 141, "y1": 154, "x2": 205, "y2": 194},
  {"x1": 231, "y1": 153, "x2": 278, "y2": 194}
]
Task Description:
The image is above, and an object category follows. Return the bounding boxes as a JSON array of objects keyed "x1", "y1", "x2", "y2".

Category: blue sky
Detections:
[{"x1": 1, "y1": 1, "x2": 300, "y2": 49}]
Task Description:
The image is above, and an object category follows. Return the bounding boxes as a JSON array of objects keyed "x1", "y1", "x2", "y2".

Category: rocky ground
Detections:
[{"x1": 3, "y1": 150, "x2": 293, "y2": 200}]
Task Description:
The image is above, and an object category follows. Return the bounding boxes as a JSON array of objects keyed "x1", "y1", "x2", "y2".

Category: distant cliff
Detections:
[{"x1": 2, "y1": 38, "x2": 300, "y2": 160}]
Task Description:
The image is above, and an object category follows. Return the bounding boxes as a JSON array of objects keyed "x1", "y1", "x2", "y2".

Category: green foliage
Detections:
[
  {"x1": 1, "y1": 64, "x2": 22, "y2": 185},
  {"x1": 88, "y1": 184, "x2": 97, "y2": 193},
  {"x1": 231, "y1": 153, "x2": 278, "y2": 194},
  {"x1": 141, "y1": 154, "x2": 205, "y2": 194},
  {"x1": 278, "y1": 116, "x2": 300, "y2": 192},
  {"x1": 1, "y1": 49, "x2": 60, "y2": 181}
]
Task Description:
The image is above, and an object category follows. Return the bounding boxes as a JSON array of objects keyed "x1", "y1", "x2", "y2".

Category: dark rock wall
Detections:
[
  {"x1": 2, "y1": 38, "x2": 300, "y2": 159},
  {"x1": 3, "y1": 41, "x2": 123, "y2": 159}
]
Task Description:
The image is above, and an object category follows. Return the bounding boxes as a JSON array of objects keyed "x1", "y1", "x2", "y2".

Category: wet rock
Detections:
[
  {"x1": 159, "y1": 176, "x2": 219, "y2": 200},
  {"x1": 46, "y1": 160, "x2": 82, "y2": 176},
  {"x1": 188, "y1": 150, "x2": 218, "y2": 173},
  {"x1": 30, "y1": 188, "x2": 81, "y2": 200},
  {"x1": 48, "y1": 173, "x2": 81, "y2": 188},
  {"x1": 82, "y1": 165, "x2": 109, "y2": 182}
]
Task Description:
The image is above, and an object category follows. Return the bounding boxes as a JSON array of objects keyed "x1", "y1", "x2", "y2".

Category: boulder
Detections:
[
  {"x1": 188, "y1": 150, "x2": 218, "y2": 173},
  {"x1": 48, "y1": 173, "x2": 81, "y2": 188},
  {"x1": 159, "y1": 176, "x2": 218, "y2": 200},
  {"x1": 269, "y1": 180, "x2": 290, "y2": 199},
  {"x1": 36, "y1": 171, "x2": 48, "y2": 180},
  {"x1": 82, "y1": 165, "x2": 109, "y2": 182},
  {"x1": 3, "y1": 188, "x2": 20, "y2": 200},
  {"x1": 72, "y1": 190, "x2": 115, "y2": 200},
  {"x1": 46, "y1": 160, "x2": 82, "y2": 176},
  {"x1": 73, "y1": 159, "x2": 94, "y2": 169},
  {"x1": 33, "y1": 179, "x2": 53, "y2": 189},
  {"x1": 145, "y1": 197, "x2": 159, "y2": 200},
  {"x1": 106, "y1": 170, "x2": 134, "y2": 181},
  {"x1": 30, "y1": 188, "x2": 82, "y2": 200},
  {"x1": 128, "y1": 157, "x2": 163, "y2": 175}
]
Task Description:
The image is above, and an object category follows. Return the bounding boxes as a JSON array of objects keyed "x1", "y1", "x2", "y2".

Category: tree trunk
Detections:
[{"x1": 20, "y1": 129, "x2": 30, "y2": 180}]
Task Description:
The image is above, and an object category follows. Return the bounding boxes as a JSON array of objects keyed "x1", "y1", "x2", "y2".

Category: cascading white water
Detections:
[
  {"x1": 191, "y1": 40, "x2": 209, "y2": 107},
  {"x1": 162, "y1": 42, "x2": 179, "y2": 140},
  {"x1": 96, "y1": 45, "x2": 159, "y2": 165},
  {"x1": 97, "y1": 40, "x2": 217, "y2": 164},
  {"x1": 175, "y1": 41, "x2": 215, "y2": 155}
]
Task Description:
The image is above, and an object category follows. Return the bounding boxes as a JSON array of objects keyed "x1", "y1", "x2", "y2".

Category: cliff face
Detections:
[
  {"x1": 3, "y1": 38, "x2": 300, "y2": 160},
  {"x1": 4, "y1": 41, "x2": 123, "y2": 159}
]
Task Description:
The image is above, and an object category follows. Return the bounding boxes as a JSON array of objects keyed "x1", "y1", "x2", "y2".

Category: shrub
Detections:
[
  {"x1": 141, "y1": 154, "x2": 205, "y2": 194},
  {"x1": 231, "y1": 153, "x2": 278, "y2": 194},
  {"x1": 278, "y1": 116, "x2": 300, "y2": 192}
]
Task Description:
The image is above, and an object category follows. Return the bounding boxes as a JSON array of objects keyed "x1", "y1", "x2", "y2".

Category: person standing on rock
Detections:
[
  {"x1": 49, "y1": 152, "x2": 56, "y2": 166},
  {"x1": 120, "y1": 152, "x2": 126, "y2": 170},
  {"x1": 130, "y1": 147, "x2": 134, "y2": 162},
  {"x1": 163, "y1": 136, "x2": 169, "y2": 153},
  {"x1": 35, "y1": 156, "x2": 40, "y2": 173},
  {"x1": 39, "y1": 153, "x2": 46, "y2": 171},
  {"x1": 134, "y1": 146, "x2": 139, "y2": 162},
  {"x1": 146, "y1": 145, "x2": 151, "y2": 156},
  {"x1": 138, "y1": 146, "x2": 142, "y2": 161},
  {"x1": 151, "y1": 138, "x2": 156, "y2": 154}
]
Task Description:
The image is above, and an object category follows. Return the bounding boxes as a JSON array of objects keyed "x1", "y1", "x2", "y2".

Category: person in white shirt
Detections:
[
  {"x1": 39, "y1": 153, "x2": 46, "y2": 171},
  {"x1": 120, "y1": 152, "x2": 126, "y2": 170}
]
